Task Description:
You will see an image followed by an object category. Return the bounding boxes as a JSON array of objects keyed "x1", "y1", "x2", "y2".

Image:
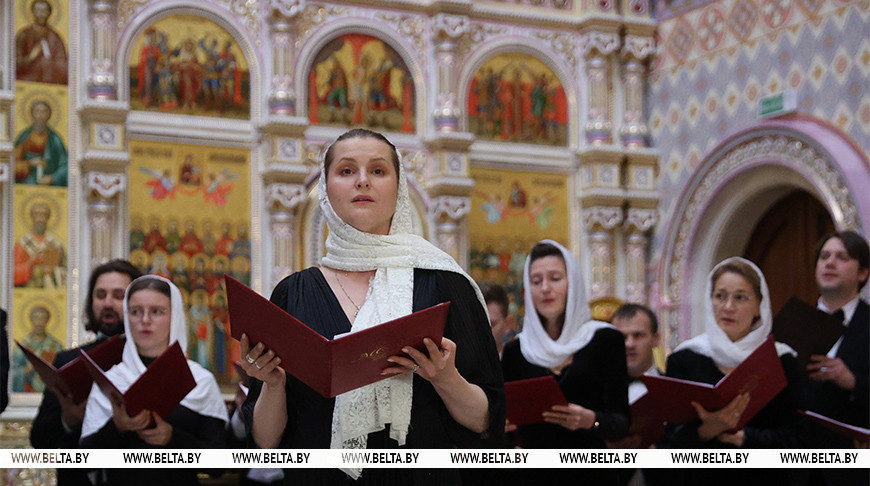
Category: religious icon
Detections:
[
  {"x1": 14, "y1": 99, "x2": 68, "y2": 186},
  {"x1": 15, "y1": 0, "x2": 68, "y2": 85}
]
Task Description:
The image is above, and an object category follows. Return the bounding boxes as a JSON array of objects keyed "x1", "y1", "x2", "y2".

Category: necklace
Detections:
[{"x1": 333, "y1": 269, "x2": 362, "y2": 318}]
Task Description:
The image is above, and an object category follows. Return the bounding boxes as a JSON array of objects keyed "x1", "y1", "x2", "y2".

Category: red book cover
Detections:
[
  {"x1": 799, "y1": 410, "x2": 870, "y2": 442},
  {"x1": 225, "y1": 274, "x2": 450, "y2": 398},
  {"x1": 504, "y1": 376, "x2": 568, "y2": 426},
  {"x1": 16, "y1": 335, "x2": 124, "y2": 404},
  {"x1": 79, "y1": 341, "x2": 196, "y2": 419},
  {"x1": 641, "y1": 335, "x2": 787, "y2": 432},
  {"x1": 627, "y1": 392, "x2": 667, "y2": 448}
]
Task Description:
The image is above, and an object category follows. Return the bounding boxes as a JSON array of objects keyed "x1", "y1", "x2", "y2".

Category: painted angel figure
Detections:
[
  {"x1": 203, "y1": 168, "x2": 239, "y2": 206},
  {"x1": 139, "y1": 166, "x2": 177, "y2": 200}
]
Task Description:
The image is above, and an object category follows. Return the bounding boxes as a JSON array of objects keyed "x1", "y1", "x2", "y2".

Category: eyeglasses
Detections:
[
  {"x1": 712, "y1": 291, "x2": 755, "y2": 306},
  {"x1": 128, "y1": 306, "x2": 169, "y2": 321}
]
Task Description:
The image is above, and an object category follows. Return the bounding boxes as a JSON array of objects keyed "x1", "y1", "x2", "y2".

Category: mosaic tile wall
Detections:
[{"x1": 648, "y1": 0, "x2": 869, "y2": 262}]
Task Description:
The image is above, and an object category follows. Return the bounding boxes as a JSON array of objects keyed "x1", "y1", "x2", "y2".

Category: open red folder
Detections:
[
  {"x1": 16, "y1": 335, "x2": 124, "y2": 404},
  {"x1": 79, "y1": 341, "x2": 196, "y2": 419},
  {"x1": 799, "y1": 410, "x2": 870, "y2": 442},
  {"x1": 504, "y1": 376, "x2": 568, "y2": 426},
  {"x1": 224, "y1": 275, "x2": 450, "y2": 398},
  {"x1": 642, "y1": 335, "x2": 787, "y2": 431},
  {"x1": 627, "y1": 392, "x2": 667, "y2": 448}
]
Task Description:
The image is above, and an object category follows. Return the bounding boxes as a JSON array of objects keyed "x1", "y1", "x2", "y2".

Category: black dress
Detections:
[
  {"x1": 31, "y1": 337, "x2": 114, "y2": 486},
  {"x1": 78, "y1": 354, "x2": 227, "y2": 486},
  {"x1": 658, "y1": 348, "x2": 805, "y2": 485},
  {"x1": 500, "y1": 327, "x2": 630, "y2": 484},
  {"x1": 242, "y1": 268, "x2": 506, "y2": 486}
]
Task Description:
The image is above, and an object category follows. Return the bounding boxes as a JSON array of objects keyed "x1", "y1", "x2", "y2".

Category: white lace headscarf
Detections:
[
  {"x1": 319, "y1": 130, "x2": 486, "y2": 479},
  {"x1": 675, "y1": 257, "x2": 796, "y2": 368},
  {"x1": 81, "y1": 275, "x2": 227, "y2": 441},
  {"x1": 517, "y1": 239, "x2": 614, "y2": 369}
]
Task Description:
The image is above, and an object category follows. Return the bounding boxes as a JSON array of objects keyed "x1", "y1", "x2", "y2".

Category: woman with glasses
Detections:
[
  {"x1": 660, "y1": 257, "x2": 806, "y2": 483},
  {"x1": 80, "y1": 275, "x2": 227, "y2": 485}
]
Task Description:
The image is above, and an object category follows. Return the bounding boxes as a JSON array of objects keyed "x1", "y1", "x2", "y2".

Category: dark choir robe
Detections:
[
  {"x1": 242, "y1": 268, "x2": 505, "y2": 486},
  {"x1": 800, "y1": 299, "x2": 869, "y2": 486},
  {"x1": 658, "y1": 349, "x2": 806, "y2": 486},
  {"x1": 31, "y1": 337, "x2": 115, "y2": 486},
  {"x1": 500, "y1": 327, "x2": 630, "y2": 484},
  {"x1": 78, "y1": 353, "x2": 226, "y2": 486}
]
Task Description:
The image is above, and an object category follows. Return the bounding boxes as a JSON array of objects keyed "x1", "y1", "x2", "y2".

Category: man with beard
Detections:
[
  {"x1": 14, "y1": 202, "x2": 66, "y2": 288},
  {"x1": 15, "y1": 0, "x2": 68, "y2": 84},
  {"x1": 14, "y1": 100, "x2": 68, "y2": 186},
  {"x1": 30, "y1": 260, "x2": 141, "y2": 486}
]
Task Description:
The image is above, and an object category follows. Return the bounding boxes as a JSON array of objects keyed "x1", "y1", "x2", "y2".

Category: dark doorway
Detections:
[{"x1": 744, "y1": 190, "x2": 835, "y2": 314}]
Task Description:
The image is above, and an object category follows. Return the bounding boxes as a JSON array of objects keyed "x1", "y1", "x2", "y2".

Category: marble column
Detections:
[
  {"x1": 432, "y1": 14, "x2": 467, "y2": 132},
  {"x1": 267, "y1": 1, "x2": 304, "y2": 115},
  {"x1": 582, "y1": 206, "x2": 622, "y2": 299},
  {"x1": 432, "y1": 195, "x2": 471, "y2": 267},
  {"x1": 266, "y1": 183, "x2": 306, "y2": 288},
  {"x1": 87, "y1": 0, "x2": 118, "y2": 99},
  {"x1": 619, "y1": 36, "x2": 654, "y2": 148},
  {"x1": 579, "y1": 32, "x2": 620, "y2": 145},
  {"x1": 86, "y1": 172, "x2": 126, "y2": 268}
]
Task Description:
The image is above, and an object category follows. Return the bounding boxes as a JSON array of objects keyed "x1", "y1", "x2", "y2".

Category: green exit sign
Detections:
[{"x1": 759, "y1": 90, "x2": 797, "y2": 118}]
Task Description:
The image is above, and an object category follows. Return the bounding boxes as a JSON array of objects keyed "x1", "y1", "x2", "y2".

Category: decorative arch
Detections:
[
  {"x1": 457, "y1": 36, "x2": 579, "y2": 147},
  {"x1": 295, "y1": 18, "x2": 426, "y2": 135},
  {"x1": 116, "y1": 1, "x2": 262, "y2": 119},
  {"x1": 659, "y1": 117, "x2": 868, "y2": 345}
]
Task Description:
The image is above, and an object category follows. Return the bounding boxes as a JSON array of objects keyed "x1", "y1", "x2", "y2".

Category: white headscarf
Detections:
[
  {"x1": 81, "y1": 275, "x2": 227, "y2": 440},
  {"x1": 319, "y1": 130, "x2": 486, "y2": 479},
  {"x1": 517, "y1": 239, "x2": 614, "y2": 369},
  {"x1": 675, "y1": 257, "x2": 796, "y2": 368}
]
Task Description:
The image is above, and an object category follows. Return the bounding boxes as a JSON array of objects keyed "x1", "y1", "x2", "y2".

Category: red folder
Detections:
[
  {"x1": 504, "y1": 376, "x2": 568, "y2": 426},
  {"x1": 641, "y1": 335, "x2": 787, "y2": 431},
  {"x1": 799, "y1": 410, "x2": 870, "y2": 442},
  {"x1": 224, "y1": 275, "x2": 450, "y2": 398},
  {"x1": 627, "y1": 392, "x2": 667, "y2": 448},
  {"x1": 79, "y1": 341, "x2": 196, "y2": 419},
  {"x1": 16, "y1": 335, "x2": 124, "y2": 404}
]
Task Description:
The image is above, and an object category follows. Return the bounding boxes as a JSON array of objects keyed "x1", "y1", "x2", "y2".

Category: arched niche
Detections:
[
  {"x1": 116, "y1": 3, "x2": 261, "y2": 123},
  {"x1": 659, "y1": 117, "x2": 868, "y2": 345},
  {"x1": 458, "y1": 38, "x2": 578, "y2": 148},
  {"x1": 295, "y1": 19, "x2": 425, "y2": 135}
]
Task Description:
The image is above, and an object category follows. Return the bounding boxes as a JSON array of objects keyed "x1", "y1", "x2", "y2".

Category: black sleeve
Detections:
[
  {"x1": 432, "y1": 271, "x2": 506, "y2": 447},
  {"x1": 742, "y1": 354, "x2": 807, "y2": 448},
  {"x1": 588, "y1": 329, "x2": 630, "y2": 442},
  {"x1": 0, "y1": 309, "x2": 7, "y2": 414},
  {"x1": 31, "y1": 349, "x2": 82, "y2": 449},
  {"x1": 170, "y1": 412, "x2": 227, "y2": 449},
  {"x1": 79, "y1": 418, "x2": 129, "y2": 449}
]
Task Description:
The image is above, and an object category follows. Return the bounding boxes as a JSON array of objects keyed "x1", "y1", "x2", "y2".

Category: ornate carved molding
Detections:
[
  {"x1": 667, "y1": 134, "x2": 861, "y2": 301},
  {"x1": 532, "y1": 31, "x2": 579, "y2": 72},
  {"x1": 272, "y1": 0, "x2": 304, "y2": 18},
  {"x1": 621, "y1": 35, "x2": 655, "y2": 61},
  {"x1": 296, "y1": 4, "x2": 351, "y2": 46},
  {"x1": 0, "y1": 163, "x2": 8, "y2": 183},
  {"x1": 457, "y1": 22, "x2": 505, "y2": 59},
  {"x1": 267, "y1": 183, "x2": 307, "y2": 211},
  {"x1": 582, "y1": 206, "x2": 623, "y2": 230},
  {"x1": 433, "y1": 13, "x2": 468, "y2": 39},
  {"x1": 377, "y1": 12, "x2": 427, "y2": 70},
  {"x1": 432, "y1": 195, "x2": 471, "y2": 221},
  {"x1": 119, "y1": 0, "x2": 261, "y2": 45},
  {"x1": 578, "y1": 32, "x2": 620, "y2": 57},
  {"x1": 86, "y1": 172, "x2": 126, "y2": 199},
  {"x1": 625, "y1": 208, "x2": 657, "y2": 232}
]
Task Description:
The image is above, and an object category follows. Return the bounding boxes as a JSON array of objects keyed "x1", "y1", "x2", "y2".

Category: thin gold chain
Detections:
[{"x1": 333, "y1": 269, "x2": 362, "y2": 318}]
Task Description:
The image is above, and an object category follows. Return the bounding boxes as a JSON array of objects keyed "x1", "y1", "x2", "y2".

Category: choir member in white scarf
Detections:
[
  {"x1": 239, "y1": 128, "x2": 504, "y2": 484},
  {"x1": 660, "y1": 257, "x2": 805, "y2": 483},
  {"x1": 80, "y1": 275, "x2": 227, "y2": 485}
]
